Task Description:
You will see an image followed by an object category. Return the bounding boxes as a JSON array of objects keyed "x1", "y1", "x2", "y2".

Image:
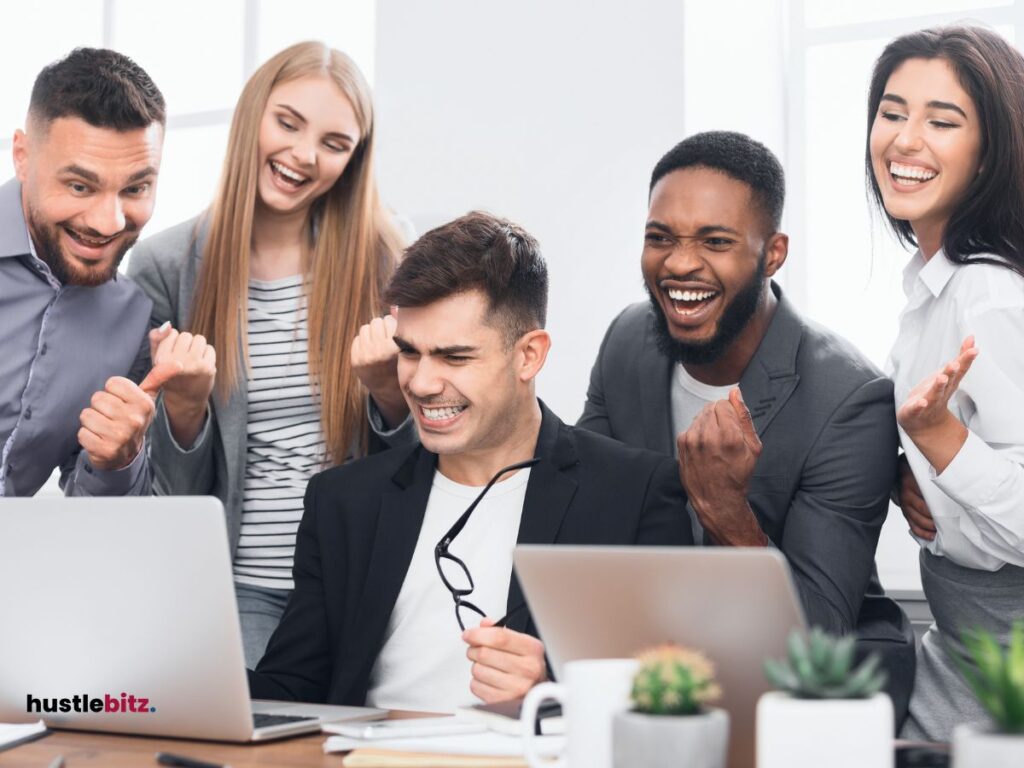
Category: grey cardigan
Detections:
[{"x1": 128, "y1": 215, "x2": 414, "y2": 559}]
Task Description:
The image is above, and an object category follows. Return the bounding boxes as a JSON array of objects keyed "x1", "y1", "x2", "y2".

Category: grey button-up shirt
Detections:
[{"x1": 0, "y1": 177, "x2": 154, "y2": 496}]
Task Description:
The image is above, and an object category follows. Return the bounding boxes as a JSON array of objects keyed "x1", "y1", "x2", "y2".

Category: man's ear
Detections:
[
  {"x1": 763, "y1": 232, "x2": 789, "y2": 278},
  {"x1": 516, "y1": 329, "x2": 551, "y2": 383},
  {"x1": 12, "y1": 129, "x2": 29, "y2": 183}
]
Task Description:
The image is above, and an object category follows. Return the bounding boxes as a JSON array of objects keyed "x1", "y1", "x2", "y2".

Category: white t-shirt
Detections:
[
  {"x1": 670, "y1": 363, "x2": 737, "y2": 444},
  {"x1": 365, "y1": 467, "x2": 531, "y2": 712},
  {"x1": 670, "y1": 364, "x2": 736, "y2": 545},
  {"x1": 888, "y1": 249, "x2": 1024, "y2": 570}
]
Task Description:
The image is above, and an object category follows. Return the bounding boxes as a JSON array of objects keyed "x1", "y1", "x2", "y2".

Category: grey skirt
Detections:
[{"x1": 900, "y1": 549, "x2": 1024, "y2": 742}]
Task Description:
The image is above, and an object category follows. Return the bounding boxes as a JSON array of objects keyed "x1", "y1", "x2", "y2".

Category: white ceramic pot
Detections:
[
  {"x1": 953, "y1": 722, "x2": 1024, "y2": 767},
  {"x1": 612, "y1": 707, "x2": 729, "y2": 768},
  {"x1": 756, "y1": 691, "x2": 893, "y2": 768}
]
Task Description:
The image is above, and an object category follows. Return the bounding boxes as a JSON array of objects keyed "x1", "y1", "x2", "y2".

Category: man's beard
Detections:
[
  {"x1": 647, "y1": 255, "x2": 767, "y2": 366},
  {"x1": 27, "y1": 208, "x2": 136, "y2": 287}
]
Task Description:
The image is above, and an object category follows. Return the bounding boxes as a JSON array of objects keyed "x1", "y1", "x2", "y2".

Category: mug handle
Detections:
[{"x1": 521, "y1": 681, "x2": 566, "y2": 768}]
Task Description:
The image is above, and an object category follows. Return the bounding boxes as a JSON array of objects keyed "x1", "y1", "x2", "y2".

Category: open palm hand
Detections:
[{"x1": 897, "y1": 336, "x2": 977, "y2": 438}]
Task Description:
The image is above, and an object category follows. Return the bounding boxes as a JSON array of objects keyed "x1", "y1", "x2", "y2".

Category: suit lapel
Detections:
[
  {"x1": 346, "y1": 447, "x2": 436, "y2": 685},
  {"x1": 506, "y1": 404, "x2": 579, "y2": 634},
  {"x1": 360, "y1": 448, "x2": 435, "y2": 627},
  {"x1": 739, "y1": 284, "x2": 802, "y2": 436},
  {"x1": 638, "y1": 309, "x2": 675, "y2": 454}
]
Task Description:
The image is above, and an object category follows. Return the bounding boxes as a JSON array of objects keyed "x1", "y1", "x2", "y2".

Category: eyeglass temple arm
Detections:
[{"x1": 442, "y1": 458, "x2": 541, "y2": 544}]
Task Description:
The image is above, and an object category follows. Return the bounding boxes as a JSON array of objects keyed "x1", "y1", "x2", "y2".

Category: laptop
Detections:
[
  {"x1": 513, "y1": 545, "x2": 807, "y2": 768},
  {"x1": 0, "y1": 497, "x2": 382, "y2": 742}
]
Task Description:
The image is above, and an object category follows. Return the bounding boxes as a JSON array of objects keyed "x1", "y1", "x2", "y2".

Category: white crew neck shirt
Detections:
[
  {"x1": 670, "y1": 364, "x2": 736, "y2": 544},
  {"x1": 365, "y1": 467, "x2": 531, "y2": 712},
  {"x1": 670, "y1": 363, "x2": 737, "y2": 445},
  {"x1": 888, "y1": 249, "x2": 1024, "y2": 570}
]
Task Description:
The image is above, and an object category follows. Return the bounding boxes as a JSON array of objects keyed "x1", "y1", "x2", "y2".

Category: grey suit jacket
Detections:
[
  {"x1": 579, "y1": 285, "x2": 916, "y2": 719},
  {"x1": 128, "y1": 215, "x2": 413, "y2": 559}
]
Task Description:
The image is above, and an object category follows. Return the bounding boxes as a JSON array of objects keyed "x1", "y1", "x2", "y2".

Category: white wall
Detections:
[
  {"x1": 683, "y1": 0, "x2": 787, "y2": 162},
  {"x1": 7, "y1": 0, "x2": 1003, "y2": 591},
  {"x1": 374, "y1": 0, "x2": 687, "y2": 421}
]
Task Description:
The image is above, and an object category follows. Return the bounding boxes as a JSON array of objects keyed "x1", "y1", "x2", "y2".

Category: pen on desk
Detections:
[
  {"x1": 47, "y1": 756, "x2": 64, "y2": 768},
  {"x1": 155, "y1": 752, "x2": 230, "y2": 768}
]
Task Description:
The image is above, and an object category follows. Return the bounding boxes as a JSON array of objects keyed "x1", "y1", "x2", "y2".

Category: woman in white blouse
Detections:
[{"x1": 866, "y1": 26, "x2": 1024, "y2": 741}]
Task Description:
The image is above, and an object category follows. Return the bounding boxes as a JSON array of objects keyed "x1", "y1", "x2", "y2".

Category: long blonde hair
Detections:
[{"x1": 190, "y1": 41, "x2": 403, "y2": 462}]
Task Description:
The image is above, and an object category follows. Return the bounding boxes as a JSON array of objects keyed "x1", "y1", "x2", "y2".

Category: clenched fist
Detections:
[
  {"x1": 463, "y1": 618, "x2": 548, "y2": 703},
  {"x1": 149, "y1": 322, "x2": 216, "y2": 448},
  {"x1": 351, "y1": 311, "x2": 409, "y2": 428},
  {"x1": 677, "y1": 388, "x2": 769, "y2": 546},
  {"x1": 78, "y1": 361, "x2": 183, "y2": 471}
]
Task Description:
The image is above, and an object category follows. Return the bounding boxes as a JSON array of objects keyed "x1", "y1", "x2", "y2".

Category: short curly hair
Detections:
[{"x1": 651, "y1": 131, "x2": 785, "y2": 232}]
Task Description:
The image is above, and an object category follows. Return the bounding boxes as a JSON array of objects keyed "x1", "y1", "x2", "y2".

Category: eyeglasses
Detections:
[{"x1": 434, "y1": 457, "x2": 540, "y2": 631}]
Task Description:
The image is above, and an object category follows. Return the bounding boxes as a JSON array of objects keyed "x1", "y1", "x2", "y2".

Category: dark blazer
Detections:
[
  {"x1": 578, "y1": 286, "x2": 916, "y2": 724},
  {"x1": 248, "y1": 402, "x2": 693, "y2": 705}
]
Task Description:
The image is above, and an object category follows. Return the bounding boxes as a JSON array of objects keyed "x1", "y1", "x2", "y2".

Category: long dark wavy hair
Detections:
[{"x1": 866, "y1": 26, "x2": 1024, "y2": 278}]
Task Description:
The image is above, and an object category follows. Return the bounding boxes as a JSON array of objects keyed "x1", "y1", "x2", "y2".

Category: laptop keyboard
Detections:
[{"x1": 253, "y1": 713, "x2": 318, "y2": 729}]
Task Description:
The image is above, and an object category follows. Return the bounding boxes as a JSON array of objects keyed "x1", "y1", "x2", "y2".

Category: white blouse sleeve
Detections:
[{"x1": 931, "y1": 303, "x2": 1024, "y2": 560}]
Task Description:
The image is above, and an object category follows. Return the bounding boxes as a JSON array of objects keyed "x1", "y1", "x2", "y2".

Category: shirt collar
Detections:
[{"x1": 902, "y1": 248, "x2": 957, "y2": 299}]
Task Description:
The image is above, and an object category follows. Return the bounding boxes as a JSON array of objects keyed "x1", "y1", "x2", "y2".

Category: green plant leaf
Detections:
[
  {"x1": 827, "y1": 635, "x2": 856, "y2": 683},
  {"x1": 1009, "y1": 622, "x2": 1024, "y2": 690},
  {"x1": 809, "y1": 628, "x2": 830, "y2": 673},
  {"x1": 788, "y1": 630, "x2": 808, "y2": 666},
  {"x1": 965, "y1": 629, "x2": 1004, "y2": 684},
  {"x1": 954, "y1": 622, "x2": 1024, "y2": 732},
  {"x1": 764, "y1": 658, "x2": 800, "y2": 692},
  {"x1": 841, "y1": 653, "x2": 886, "y2": 699}
]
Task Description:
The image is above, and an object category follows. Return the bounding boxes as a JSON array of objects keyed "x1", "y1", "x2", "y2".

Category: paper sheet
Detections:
[
  {"x1": 0, "y1": 720, "x2": 47, "y2": 751},
  {"x1": 324, "y1": 731, "x2": 564, "y2": 757},
  {"x1": 340, "y1": 750, "x2": 528, "y2": 768}
]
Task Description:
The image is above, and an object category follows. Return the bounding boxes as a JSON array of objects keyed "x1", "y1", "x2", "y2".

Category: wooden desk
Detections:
[{"x1": 0, "y1": 712, "x2": 434, "y2": 767}]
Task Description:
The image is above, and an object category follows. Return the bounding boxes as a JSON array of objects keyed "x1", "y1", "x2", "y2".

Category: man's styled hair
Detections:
[
  {"x1": 650, "y1": 131, "x2": 785, "y2": 233},
  {"x1": 384, "y1": 211, "x2": 548, "y2": 345},
  {"x1": 29, "y1": 48, "x2": 165, "y2": 130}
]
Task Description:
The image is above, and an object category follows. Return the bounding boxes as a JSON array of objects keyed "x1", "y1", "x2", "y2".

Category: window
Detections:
[
  {"x1": 0, "y1": 0, "x2": 376, "y2": 260},
  {"x1": 0, "y1": 0, "x2": 375, "y2": 496}
]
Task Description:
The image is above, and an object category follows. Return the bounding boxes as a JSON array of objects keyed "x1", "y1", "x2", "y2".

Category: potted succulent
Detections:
[
  {"x1": 612, "y1": 644, "x2": 729, "y2": 768},
  {"x1": 757, "y1": 627, "x2": 893, "y2": 768},
  {"x1": 952, "y1": 620, "x2": 1024, "y2": 768}
]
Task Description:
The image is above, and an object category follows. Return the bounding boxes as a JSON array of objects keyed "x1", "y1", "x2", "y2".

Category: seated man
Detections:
[
  {"x1": 248, "y1": 212, "x2": 693, "y2": 710},
  {"x1": 578, "y1": 131, "x2": 916, "y2": 723},
  {"x1": 1, "y1": 48, "x2": 200, "y2": 496}
]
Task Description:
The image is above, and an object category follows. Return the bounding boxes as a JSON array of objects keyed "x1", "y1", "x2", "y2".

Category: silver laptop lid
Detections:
[
  {"x1": 0, "y1": 497, "x2": 255, "y2": 741},
  {"x1": 513, "y1": 545, "x2": 807, "y2": 768}
]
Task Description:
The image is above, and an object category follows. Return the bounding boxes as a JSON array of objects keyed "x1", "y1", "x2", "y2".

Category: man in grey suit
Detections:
[{"x1": 579, "y1": 131, "x2": 915, "y2": 724}]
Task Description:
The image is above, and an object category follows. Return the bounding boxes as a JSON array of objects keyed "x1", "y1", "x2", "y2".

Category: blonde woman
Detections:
[{"x1": 129, "y1": 42, "x2": 410, "y2": 666}]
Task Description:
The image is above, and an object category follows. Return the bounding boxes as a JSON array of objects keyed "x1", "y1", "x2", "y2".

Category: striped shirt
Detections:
[{"x1": 234, "y1": 274, "x2": 326, "y2": 591}]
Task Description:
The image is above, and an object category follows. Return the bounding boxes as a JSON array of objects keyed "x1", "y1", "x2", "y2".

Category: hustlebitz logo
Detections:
[{"x1": 27, "y1": 693, "x2": 156, "y2": 714}]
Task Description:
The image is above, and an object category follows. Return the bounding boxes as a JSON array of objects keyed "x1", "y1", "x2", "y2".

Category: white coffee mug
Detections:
[{"x1": 521, "y1": 658, "x2": 638, "y2": 768}]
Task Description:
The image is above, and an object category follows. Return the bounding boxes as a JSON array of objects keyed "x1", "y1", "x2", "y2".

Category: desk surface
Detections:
[{"x1": 0, "y1": 711, "x2": 432, "y2": 767}]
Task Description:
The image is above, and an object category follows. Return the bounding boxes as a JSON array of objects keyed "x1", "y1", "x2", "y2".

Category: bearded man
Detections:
[
  {"x1": 0, "y1": 48, "x2": 198, "y2": 496},
  {"x1": 578, "y1": 131, "x2": 917, "y2": 727}
]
